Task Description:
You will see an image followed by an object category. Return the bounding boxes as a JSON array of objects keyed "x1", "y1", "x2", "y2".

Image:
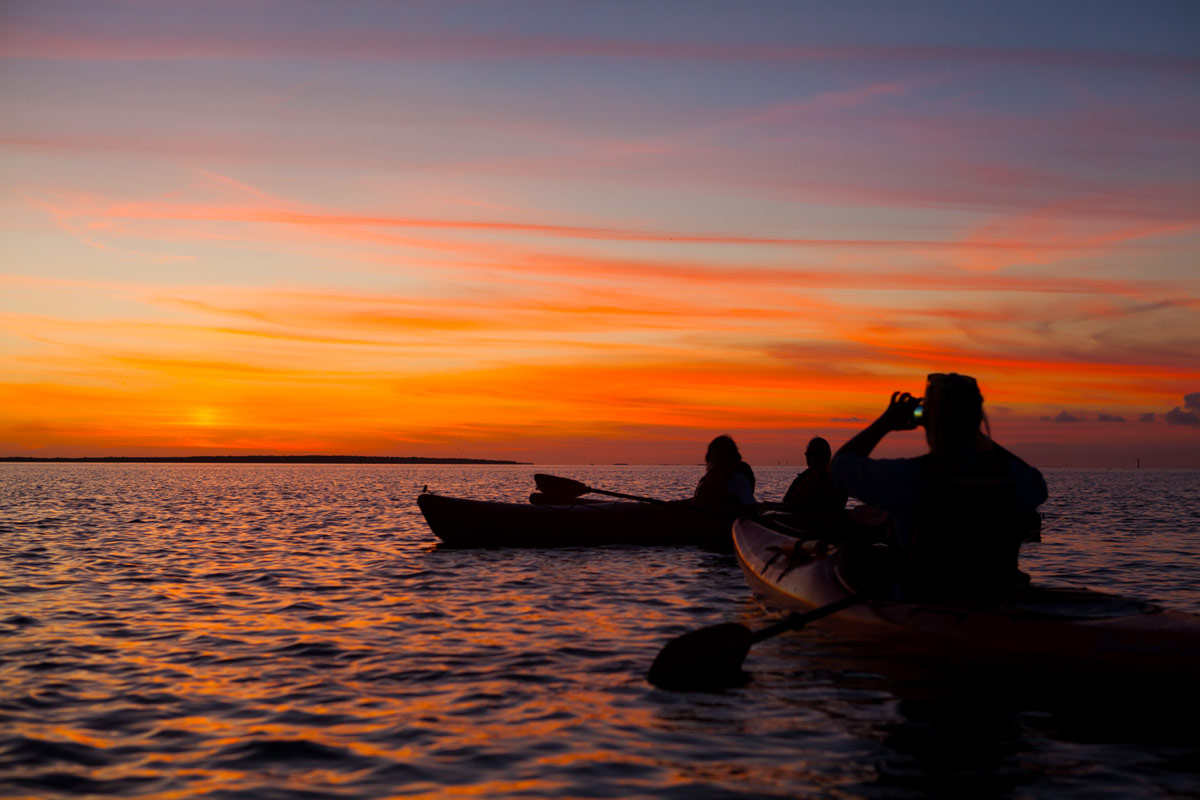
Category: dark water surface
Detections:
[{"x1": 2, "y1": 465, "x2": 1198, "y2": 799}]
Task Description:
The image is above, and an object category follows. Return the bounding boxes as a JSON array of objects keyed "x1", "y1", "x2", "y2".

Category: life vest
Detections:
[
  {"x1": 693, "y1": 461, "x2": 756, "y2": 513},
  {"x1": 901, "y1": 452, "x2": 1029, "y2": 602}
]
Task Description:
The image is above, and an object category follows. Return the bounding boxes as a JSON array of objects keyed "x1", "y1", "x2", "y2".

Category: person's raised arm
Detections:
[{"x1": 835, "y1": 392, "x2": 920, "y2": 460}]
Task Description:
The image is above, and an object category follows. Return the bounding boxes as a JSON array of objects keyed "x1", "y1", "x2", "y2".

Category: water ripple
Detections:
[{"x1": 0, "y1": 464, "x2": 1196, "y2": 799}]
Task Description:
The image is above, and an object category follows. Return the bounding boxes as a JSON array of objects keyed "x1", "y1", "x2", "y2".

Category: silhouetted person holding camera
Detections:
[{"x1": 831, "y1": 373, "x2": 1046, "y2": 602}]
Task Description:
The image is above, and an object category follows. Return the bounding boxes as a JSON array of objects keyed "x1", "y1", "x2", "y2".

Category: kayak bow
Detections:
[{"x1": 734, "y1": 517, "x2": 1200, "y2": 677}]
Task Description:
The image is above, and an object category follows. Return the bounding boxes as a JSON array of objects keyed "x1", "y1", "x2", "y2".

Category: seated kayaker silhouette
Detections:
[
  {"x1": 691, "y1": 435, "x2": 757, "y2": 515},
  {"x1": 831, "y1": 373, "x2": 1047, "y2": 602},
  {"x1": 758, "y1": 436, "x2": 887, "y2": 542},
  {"x1": 780, "y1": 436, "x2": 847, "y2": 514}
]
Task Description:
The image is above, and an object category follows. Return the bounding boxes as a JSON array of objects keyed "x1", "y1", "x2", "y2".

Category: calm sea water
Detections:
[{"x1": 1, "y1": 464, "x2": 1198, "y2": 799}]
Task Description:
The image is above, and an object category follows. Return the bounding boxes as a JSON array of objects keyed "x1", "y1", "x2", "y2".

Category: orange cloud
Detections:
[
  {"x1": 952, "y1": 200, "x2": 1198, "y2": 271},
  {"x1": 43, "y1": 193, "x2": 1196, "y2": 258},
  {"x1": 22, "y1": 189, "x2": 1192, "y2": 303}
]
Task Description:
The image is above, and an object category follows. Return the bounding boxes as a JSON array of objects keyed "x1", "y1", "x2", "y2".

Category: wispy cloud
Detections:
[
  {"x1": 5, "y1": 22, "x2": 1199, "y2": 76},
  {"x1": 22, "y1": 191, "x2": 1196, "y2": 298}
]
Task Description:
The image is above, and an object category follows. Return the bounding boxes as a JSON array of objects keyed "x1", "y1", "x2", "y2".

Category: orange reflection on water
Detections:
[
  {"x1": 145, "y1": 770, "x2": 250, "y2": 800},
  {"x1": 392, "y1": 779, "x2": 554, "y2": 799},
  {"x1": 49, "y1": 725, "x2": 118, "y2": 749}
]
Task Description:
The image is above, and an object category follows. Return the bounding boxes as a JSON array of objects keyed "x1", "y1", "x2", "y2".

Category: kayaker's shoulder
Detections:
[{"x1": 832, "y1": 452, "x2": 922, "y2": 486}]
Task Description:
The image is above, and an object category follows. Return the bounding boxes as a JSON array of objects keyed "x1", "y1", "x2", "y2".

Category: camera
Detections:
[{"x1": 912, "y1": 398, "x2": 925, "y2": 427}]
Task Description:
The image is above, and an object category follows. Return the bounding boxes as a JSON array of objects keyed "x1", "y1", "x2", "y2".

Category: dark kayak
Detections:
[
  {"x1": 417, "y1": 493, "x2": 732, "y2": 548},
  {"x1": 734, "y1": 517, "x2": 1200, "y2": 677}
]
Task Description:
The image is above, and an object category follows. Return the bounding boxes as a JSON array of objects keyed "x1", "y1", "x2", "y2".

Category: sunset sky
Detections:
[{"x1": 2, "y1": 1, "x2": 1198, "y2": 466}]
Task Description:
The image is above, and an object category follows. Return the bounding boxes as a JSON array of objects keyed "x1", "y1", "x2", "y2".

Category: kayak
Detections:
[
  {"x1": 733, "y1": 517, "x2": 1200, "y2": 676},
  {"x1": 418, "y1": 493, "x2": 733, "y2": 548}
]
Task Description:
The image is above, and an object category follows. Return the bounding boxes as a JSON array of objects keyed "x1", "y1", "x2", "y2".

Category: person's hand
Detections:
[{"x1": 880, "y1": 391, "x2": 921, "y2": 431}]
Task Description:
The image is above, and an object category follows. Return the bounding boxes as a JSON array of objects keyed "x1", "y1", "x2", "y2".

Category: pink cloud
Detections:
[{"x1": 31, "y1": 192, "x2": 1196, "y2": 278}]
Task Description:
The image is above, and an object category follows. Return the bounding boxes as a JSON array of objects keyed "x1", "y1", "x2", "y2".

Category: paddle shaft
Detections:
[
  {"x1": 750, "y1": 593, "x2": 867, "y2": 644},
  {"x1": 585, "y1": 486, "x2": 666, "y2": 504},
  {"x1": 534, "y1": 473, "x2": 665, "y2": 505},
  {"x1": 647, "y1": 592, "x2": 870, "y2": 689}
]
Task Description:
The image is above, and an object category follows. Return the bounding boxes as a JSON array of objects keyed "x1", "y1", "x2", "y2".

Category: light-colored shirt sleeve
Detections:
[
  {"x1": 831, "y1": 453, "x2": 921, "y2": 511},
  {"x1": 831, "y1": 452, "x2": 922, "y2": 547},
  {"x1": 832, "y1": 450, "x2": 1048, "y2": 550},
  {"x1": 728, "y1": 472, "x2": 756, "y2": 505}
]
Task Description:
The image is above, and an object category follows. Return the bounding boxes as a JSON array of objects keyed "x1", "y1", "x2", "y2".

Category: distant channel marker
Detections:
[{"x1": 0, "y1": 455, "x2": 531, "y2": 465}]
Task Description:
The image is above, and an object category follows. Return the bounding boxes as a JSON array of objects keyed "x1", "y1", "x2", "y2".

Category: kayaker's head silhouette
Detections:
[
  {"x1": 705, "y1": 434, "x2": 742, "y2": 468},
  {"x1": 804, "y1": 436, "x2": 832, "y2": 469},
  {"x1": 695, "y1": 434, "x2": 756, "y2": 509},
  {"x1": 922, "y1": 372, "x2": 988, "y2": 456}
]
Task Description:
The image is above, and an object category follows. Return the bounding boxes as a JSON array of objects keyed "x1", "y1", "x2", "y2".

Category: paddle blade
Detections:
[
  {"x1": 533, "y1": 473, "x2": 590, "y2": 498},
  {"x1": 647, "y1": 622, "x2": 754, "y2": 690}
]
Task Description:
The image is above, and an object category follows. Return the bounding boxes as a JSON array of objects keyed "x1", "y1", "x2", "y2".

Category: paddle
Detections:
[
  {"x1": 533, "y1": 473, "x2": 666, "y2": 505},
  {"x1": 647, "y1": 592, "x2": 867, "y2": 690}
]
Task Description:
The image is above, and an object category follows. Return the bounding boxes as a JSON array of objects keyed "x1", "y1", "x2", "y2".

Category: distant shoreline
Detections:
[{"x1": 0, "y1": 455, "x2": 530, "y2": 465}]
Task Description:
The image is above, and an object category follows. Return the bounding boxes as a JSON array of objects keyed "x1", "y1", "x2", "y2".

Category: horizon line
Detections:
[{"x1": 0, "y1": 455, "x2": 531, "y2": 465}]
